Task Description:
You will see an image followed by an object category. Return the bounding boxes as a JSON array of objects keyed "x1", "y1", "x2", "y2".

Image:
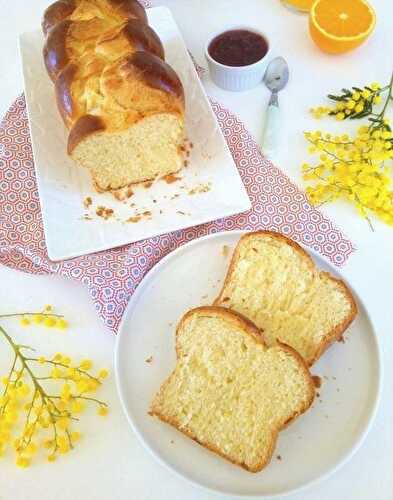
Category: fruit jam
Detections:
[{"x1": 208, "y1": 29, "x2": 268, "y2": 67}]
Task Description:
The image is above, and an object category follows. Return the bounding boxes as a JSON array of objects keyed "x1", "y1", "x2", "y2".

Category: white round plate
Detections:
[{"x1": 115, "y1": 231, "x2": 381, "y2": 498}]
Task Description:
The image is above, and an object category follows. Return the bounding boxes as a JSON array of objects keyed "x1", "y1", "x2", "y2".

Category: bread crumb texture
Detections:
[
  {"x1": 72, "y1": 114, "x2": 184, "y2": 190},
  {"x1": 150, "y1": 307, "x2": 314, "y2": 472},
  {"x1": 215, "y1": 232, "x2": 357, "y2": 365}
]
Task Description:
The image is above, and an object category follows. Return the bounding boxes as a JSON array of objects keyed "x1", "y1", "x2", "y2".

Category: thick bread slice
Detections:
[
  {"x1": 150, "y1": 306, "x2": 315, "y2": 473},
  {"x1": 214, "y1": 231, "x2": 357, "y2": 366}
]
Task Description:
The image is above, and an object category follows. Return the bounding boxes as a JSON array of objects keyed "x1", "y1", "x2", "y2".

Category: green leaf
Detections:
[{"x1": 328, "y1": 94, "x2": 347, "y2": 102}]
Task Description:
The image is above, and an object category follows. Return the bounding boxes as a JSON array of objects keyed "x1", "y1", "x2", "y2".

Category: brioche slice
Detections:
[
  {"x1": 214, "y1": 231, "x2": 357, "y2": 366},
  {"x1": 150, "y1": 307, "x2": 315, "y2": 473}
]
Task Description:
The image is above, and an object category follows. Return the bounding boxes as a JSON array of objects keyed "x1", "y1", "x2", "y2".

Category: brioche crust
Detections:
[
  {"x1": 68, "y1": 114, "x2": 106, "y2": 153},
  {"x1": 42, "y1": 0, "x2": 147, "y2": 35}
]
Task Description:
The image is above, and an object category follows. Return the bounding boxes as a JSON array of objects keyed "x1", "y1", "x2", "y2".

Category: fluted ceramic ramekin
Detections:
[{"x1": 205, "y1": 26, "x2": 271, "y2": 92}]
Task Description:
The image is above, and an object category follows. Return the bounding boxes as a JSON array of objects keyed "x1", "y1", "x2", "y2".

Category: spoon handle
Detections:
[{"x1": 262, "y1": 94, "x2": 280, "y2": 157}]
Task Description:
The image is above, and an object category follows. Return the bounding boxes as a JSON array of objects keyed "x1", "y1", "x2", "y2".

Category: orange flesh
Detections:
[{"x1": 314, "y1": 0, "x2": 374, "y2": 37}]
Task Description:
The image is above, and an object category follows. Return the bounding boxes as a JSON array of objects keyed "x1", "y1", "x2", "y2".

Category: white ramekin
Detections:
[{"x1": 205, "y1": 26, "x2": 271, "y2": 92}]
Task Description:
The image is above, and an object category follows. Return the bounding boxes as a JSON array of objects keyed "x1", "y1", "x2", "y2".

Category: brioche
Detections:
[
  {"x1": 44, "y1": 18, "x2": 164, "y2": 82},
  {"x1": 42, "y1": 0, "x2": 148, "y2": 35},
  {"x1": 150, "y1": 307, "x2": 315, "y2": 473},
  {"x1": 42, "y1": 0, "x2": 186, "y2": 191},
  {"x1": 214, "y1": 231, "x2": 357, "y2": 366}
]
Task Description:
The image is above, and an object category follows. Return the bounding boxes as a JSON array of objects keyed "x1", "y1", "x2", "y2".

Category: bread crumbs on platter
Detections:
[
  {"x1": 96, "y1": 206, "x2": 114, "y2": 220},
  {"x1": 127, "y1": 216, "x2": 142, "y2": 223},
  {"x1": 126, "y1": 211, "x2": 152, "y2": 223},
  {"x1": 145, "y1": 356, "x2": 153, "y2": 364},
  {"x1": 113, "y1": 186, "x2": 134, "y2": 201},
  {"x1": 83, "y1": 196, "x2": 92, "y2": 208},
  {"x1": 188, "y1": 182, "x2": 212, "y2": 195},
  {"x1": 163, "y1": 173, "x2": 182, "y2": 184}
]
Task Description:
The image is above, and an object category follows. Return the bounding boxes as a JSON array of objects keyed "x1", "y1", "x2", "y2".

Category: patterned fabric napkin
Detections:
[{"x1": 0, "y1": 94, "x2": 354, "y2": 332}]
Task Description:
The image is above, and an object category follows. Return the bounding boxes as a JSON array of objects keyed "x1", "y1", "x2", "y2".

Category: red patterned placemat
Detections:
[{"x1": 0, "y1": 95, "x2": 354, "y2": 332}]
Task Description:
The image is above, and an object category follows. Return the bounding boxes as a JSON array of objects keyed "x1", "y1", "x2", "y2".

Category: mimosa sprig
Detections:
[
  {"x1": 0, "y1": 307, "x2": 109, "y2": 468},
  {"x1": 302, "y1": 72, "x2": 393, "y2": 228}
]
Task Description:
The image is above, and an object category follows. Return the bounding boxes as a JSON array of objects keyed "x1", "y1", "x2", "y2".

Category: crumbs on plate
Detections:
[
  {"x1": 222, "y1": 245, "x2": 230, "y2": 257},
  {"x1": 312, "y1": 376, "x2": 322, "y2": 388},
  {"x1": 145, "y1": 356, "x2": 153, "y2": 364}
]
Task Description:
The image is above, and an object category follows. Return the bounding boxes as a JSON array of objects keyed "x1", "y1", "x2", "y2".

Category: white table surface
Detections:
[{"x1": 0, "y1": 0, "x2": 392, "y2": 499}]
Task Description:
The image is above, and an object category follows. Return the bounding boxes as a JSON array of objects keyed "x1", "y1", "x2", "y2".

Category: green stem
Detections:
[
  {"x1": 73, "y1": 395, "x2": 107, "y2": 406},
  {"x1": 314, "y1": 137, "x2": 354, "y2": 145},
  {"x1": 65, "y1": 428, "x2": 74, "y2": 450},
  {"x1": 0, "y1": 313, "x2": 63, "y2": 319},
  {"x1": 378, "y1": 71, "x2": 393, "y2": 120},
  {"x1": 47, "y1": 393, "x2": 107, "y2": 407},
  {"x1": 25, "y1": 358, "x2": 101, "y2": 384},
  {"x1": 0, "y1": 353, "x2": 17, "y2": 415},
  {"x1": 0, "y1": 325, "x2": 63, "y2": 453}
]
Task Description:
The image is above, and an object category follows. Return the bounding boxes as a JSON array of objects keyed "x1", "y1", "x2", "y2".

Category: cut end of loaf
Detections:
[
  {"x1": 215, "y1": 231, "x2": 357, "y2": 365},
  {"x1": 69, "y1": 113, "x2": 185, "y2": 190},
  {"x1": 150, "y1": 306, "x2": 315, "y2": 473}
]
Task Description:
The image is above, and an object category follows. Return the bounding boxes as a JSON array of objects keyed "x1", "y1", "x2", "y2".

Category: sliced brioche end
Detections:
[
  {"x1": 69, "y1": 113, "x2": 185, "y2": 190},
  {"x1": 150, "y1": 306, "x2": 315, "y2": 472},
  {"x1": 214, "y1": 231, "x2": 357, "y2": 366}
]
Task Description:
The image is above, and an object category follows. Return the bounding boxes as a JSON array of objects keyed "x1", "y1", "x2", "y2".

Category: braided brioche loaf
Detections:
[{"x1": 42, "y1": 0, "x2": 185, "y2": 191}]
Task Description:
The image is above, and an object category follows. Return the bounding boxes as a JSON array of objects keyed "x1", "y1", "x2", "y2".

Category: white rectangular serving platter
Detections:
[{"x1": 19, "y1": 6, "x2": 250, "y2": 261}]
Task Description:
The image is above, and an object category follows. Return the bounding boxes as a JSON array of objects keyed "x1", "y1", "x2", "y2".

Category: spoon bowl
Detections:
[{"x1": 263, "y1": 56, "x2": 290, "y2": 93}]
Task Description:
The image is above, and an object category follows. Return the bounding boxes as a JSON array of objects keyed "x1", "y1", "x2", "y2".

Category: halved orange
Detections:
[{"x1": 309, "y1": 0, "x2": 376, "y2": 54}]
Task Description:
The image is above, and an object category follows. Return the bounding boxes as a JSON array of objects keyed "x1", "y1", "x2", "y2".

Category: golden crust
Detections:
[
  {"x1": 42, "y1": 0, "x2": 76, "y2": 35},
  {"x1": 214, "y1": 230, "x2": 357, "y2": 366},
  {"x1": 308, "y1": 272, "x2": 358, "y2": 365},
  {"x1": 42, "y1": 0, "x2": 147, "y2": 35},
  {"x1": 45, "y1": 17, "x2": 164, "y2": 84},
  {"x1": 55, "y1": 63, "x2": 79, "y2": 127},
  {"x1": 64, "y1": 52, "x2": 185, "y2": 152},
  {"x1": 43, "y1": 20, "x2": 73, "y2": 81},
  {"x1": 67, "y1": 114, "x2": 106, "y2": 154},
  {"x1": 150, "y1": 306, "x2": 315, "y2": 473},
  {"x1": 52, "y1": 19, "x2": 167, "y2": 129}
]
